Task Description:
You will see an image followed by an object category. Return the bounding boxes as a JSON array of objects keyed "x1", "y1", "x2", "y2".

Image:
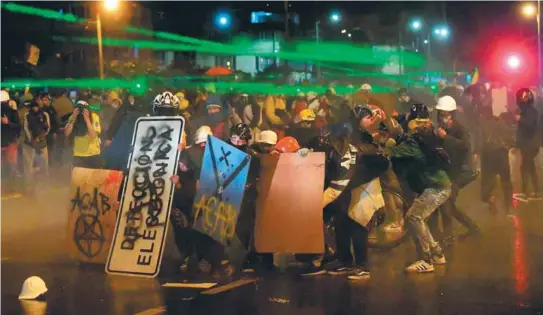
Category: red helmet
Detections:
[{"x1": 275, "y1": 137, "x2": 301, "y2": 153}]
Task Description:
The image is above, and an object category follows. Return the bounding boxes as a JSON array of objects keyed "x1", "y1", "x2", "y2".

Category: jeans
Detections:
[
  {"x1": 429, "y1": 176, "x2": 478, "y2": 238},
  {"x1": 22, "y1": 144, "x2": 49, "y2": 184},
  {"x1": 335, "y1": 213, "x2": 369, "y2": 267},
  {"x1": 406, "y1": 187, "x2": 451, "y2": 258}
]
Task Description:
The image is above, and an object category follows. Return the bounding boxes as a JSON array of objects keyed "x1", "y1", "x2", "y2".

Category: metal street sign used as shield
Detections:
[
  {"x1": 106, "y1": 116, "x2": 185, "y2": 278},
  {"x1": 192, "y1": 136, "x2": 251, "y2": 246}
]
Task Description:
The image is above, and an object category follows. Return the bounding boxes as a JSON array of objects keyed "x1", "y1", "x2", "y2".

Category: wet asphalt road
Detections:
[{"x1": 2, "y1": 170, "x2": 543, "y2": 315}]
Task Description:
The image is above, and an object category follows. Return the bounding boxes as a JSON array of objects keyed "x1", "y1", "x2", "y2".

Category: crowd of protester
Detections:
[{"x1": 1, "y1": 81, "x2": 542, "y2": 279}]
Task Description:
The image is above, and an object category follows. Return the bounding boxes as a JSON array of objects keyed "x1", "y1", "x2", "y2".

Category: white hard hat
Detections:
[
  {"x1": 19, "y1": 276, "x2": 48, "y2": 300},
  {"x1": 435, "y1": 95, "x2": 457, "y2": 112},
  {"x1": 297, "y1": 92, "x2": 305, "y2": 97},
  {"x1": 194, "y1": 125, "x2": 213, "y2": 144},
  {"x1": 256, "y1": 130, "x2": 278, "y2": 145},
  {"x1": 1, "y1": 90, "x2": 10, "y2": 102},
  {"x1": 360, "y1": 84, "x2": 372, "y2": 91}
]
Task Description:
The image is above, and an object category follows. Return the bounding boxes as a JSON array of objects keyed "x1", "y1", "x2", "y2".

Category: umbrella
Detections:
[{"x1": 205, "y1": 66, "x2": 232, "y2": 76}]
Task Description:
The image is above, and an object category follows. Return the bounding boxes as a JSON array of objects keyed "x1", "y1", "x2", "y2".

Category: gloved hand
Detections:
[{"x1": 297, "y1": 148, "x2": 311, "y2": 157}]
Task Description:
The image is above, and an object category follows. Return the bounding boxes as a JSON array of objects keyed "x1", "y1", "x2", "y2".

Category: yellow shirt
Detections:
[{"x1": 73, "y1": 113, "x2": 101, "y2": 157}]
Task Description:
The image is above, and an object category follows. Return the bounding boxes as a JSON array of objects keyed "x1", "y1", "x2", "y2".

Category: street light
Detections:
[
  {"x1": 433, "y1": 26, "x2": 450, "y2": 40},
  {"x1": 104, "y1": 0, "x2": 119, "y2": 11},
  {"x1": 410, "y1": 19, "x2": 422, "y2": 31},
  {"x1": 97, "y1": 0, "x2": 119, "y2": 80},
  {"x1": 522, "y1": 3, "x2": 536, "y2": 16},
  {"x1": 520, "y1": 2, "x2": 541, "y2": 89},
  {"x1": 215, "y1": 13, "x2": 231, "y2": 29},
  {"x1": 330, "y1": 12, "x2": 341, "y2": 23},
  {"x1": 315, "y1": 11, "x2": 342, "y2": 78}
]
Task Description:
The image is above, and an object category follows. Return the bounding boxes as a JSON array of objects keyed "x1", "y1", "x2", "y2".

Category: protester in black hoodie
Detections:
[
  {"x1": 514, "y1": 88, "x2": 541, "y2": 202},
  {"x1": 430, "y1": 96, "x2": 480, "y2": 245},
  {"x1": 480, "y1": 109, "x2": 515, "y2": 215},
  {"x1": 1, "y1": 90, "x2": 21, "y2": 179},
  {"x1": 37, "y1": 92, "x2": 58, "y2": 168},
  {"x1": 22, "y1": 100, "x2": 50, "y2": 186}
]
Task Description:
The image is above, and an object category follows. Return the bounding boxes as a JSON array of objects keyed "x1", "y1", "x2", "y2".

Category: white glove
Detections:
[{"x1": 297, "y1": 148, "x2": 311, "y2": 157}]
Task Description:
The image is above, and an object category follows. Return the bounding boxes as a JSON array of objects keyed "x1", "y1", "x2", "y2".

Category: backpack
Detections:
[{"x1": 412, "y1": 128, "x2": 451, "y2": 170}]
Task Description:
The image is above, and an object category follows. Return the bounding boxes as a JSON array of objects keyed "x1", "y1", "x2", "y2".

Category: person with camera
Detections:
[
  {"x1": 64, "y1": 100, "x2": 102, "y2": 169},
  {"x1": 22, "y1": 99, "x2": 50, "y2": 189}
]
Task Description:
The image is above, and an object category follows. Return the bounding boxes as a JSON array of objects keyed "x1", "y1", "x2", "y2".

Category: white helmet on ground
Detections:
[
  {"x1": 19, "y1": 276, "x2": 48, "y2": 300},
  {"x1": 1, "y1": 90, "x2": 10, "y2": 102},
  {"x1": 194, "y1": 125, "x2": 213, "y2": 144},
  {"x1": 256, "y1": 130, "x2": 278, "y2": 145},
  {"x1": 435, "y1": 95, "x2": 457, "y2": 112}
]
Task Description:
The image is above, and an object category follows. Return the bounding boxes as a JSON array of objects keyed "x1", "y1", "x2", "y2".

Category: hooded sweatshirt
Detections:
[
  {"x1": 1, "y1": 102, "x2": 21, "y2": 147},
  {"x1": 516, "y1": 105, "x2": 539, "y2": 150}
]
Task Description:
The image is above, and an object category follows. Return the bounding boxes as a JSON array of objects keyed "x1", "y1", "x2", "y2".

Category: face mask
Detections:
[
  {"x1": 207, "y1": 112, "x2": 223, "y2": 125},
  {"x1": 230, "y1": 135, "x2": 247, "y2": 147},
  {"x1": 439, "y1": 115, "x2": 452, "y2": 127}
]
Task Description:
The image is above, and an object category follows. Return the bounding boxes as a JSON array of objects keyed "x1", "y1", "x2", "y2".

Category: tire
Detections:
[{"x1": 367, "y1": 189, "x2": 410, "y2": 250}]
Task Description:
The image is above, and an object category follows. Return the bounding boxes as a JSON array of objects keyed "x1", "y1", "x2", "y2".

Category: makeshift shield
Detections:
[
  {"x1": 68, "y1": 168, "x2": 123, "y2": 263},
  {"x1": 106, "y1": 116, "x2": 185, "y2": 278},
  {"x1": 255, "y1": 153, "x2": 325, "y2": 254},
  {"x1": 192, "y1": 136, "x2": 251, "y2": 246}
]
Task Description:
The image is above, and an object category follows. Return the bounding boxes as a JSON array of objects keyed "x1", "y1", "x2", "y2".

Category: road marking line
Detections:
[
  {"x1": 201, "y1": 279, "x2": 256, "y2": 295},
  {"x1": 133, "y1": 306, "x2": 166, "y2": 315},
  {"x1": 162, "y1": 282, "x2": 217, "y2": 289}
]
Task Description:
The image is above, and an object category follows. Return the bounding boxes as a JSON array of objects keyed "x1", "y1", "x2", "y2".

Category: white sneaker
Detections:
[
  {"x1": 513, "y1": 193, "x2": 528, "y2": 203},
  {"x1": 406, "y1": 260, "x2": 434, "y2": 273}
]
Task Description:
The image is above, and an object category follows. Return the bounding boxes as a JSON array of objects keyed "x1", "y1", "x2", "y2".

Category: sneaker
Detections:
[
  {"x1": 431, "y1": 253, "x2": 446, "y2": 265},
  {"x1": 328, "y1": 266, "x2": 353, "y2": 275},
  {"x1": 347, "y1": 267, "x2": 370, "y2": 280},
  {"x1": 405, "y1": 260, "x2": 434, "y2": 273},
  {"x1": 528, "y1": 193, "x2": 543, "y2": 201},
  {"x1": 300, "y1": 265, "x2": 327, "y2": 277},
  {"x1": 513, "y1": 193, "x2": 529, "y2": 203}
]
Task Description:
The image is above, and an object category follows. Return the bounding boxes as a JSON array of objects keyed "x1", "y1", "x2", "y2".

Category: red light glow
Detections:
[{"x1": 507, "y1": 55, "x2": 521, "y2": 69}]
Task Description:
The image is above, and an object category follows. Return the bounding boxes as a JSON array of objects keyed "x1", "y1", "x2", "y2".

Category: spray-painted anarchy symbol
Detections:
[{"x1": 74, "y1": 214, "x2": 105, "y2": 258}]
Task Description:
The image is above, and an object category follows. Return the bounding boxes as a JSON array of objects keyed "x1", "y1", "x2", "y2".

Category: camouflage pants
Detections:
[{"x1": 406, "y1": 187, "x2": 451, "y2": 255}]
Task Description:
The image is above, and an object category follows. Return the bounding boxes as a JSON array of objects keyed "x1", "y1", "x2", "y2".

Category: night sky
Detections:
[{"x1": 1, "y1": 1, "x2": 538, "y2": 81}]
